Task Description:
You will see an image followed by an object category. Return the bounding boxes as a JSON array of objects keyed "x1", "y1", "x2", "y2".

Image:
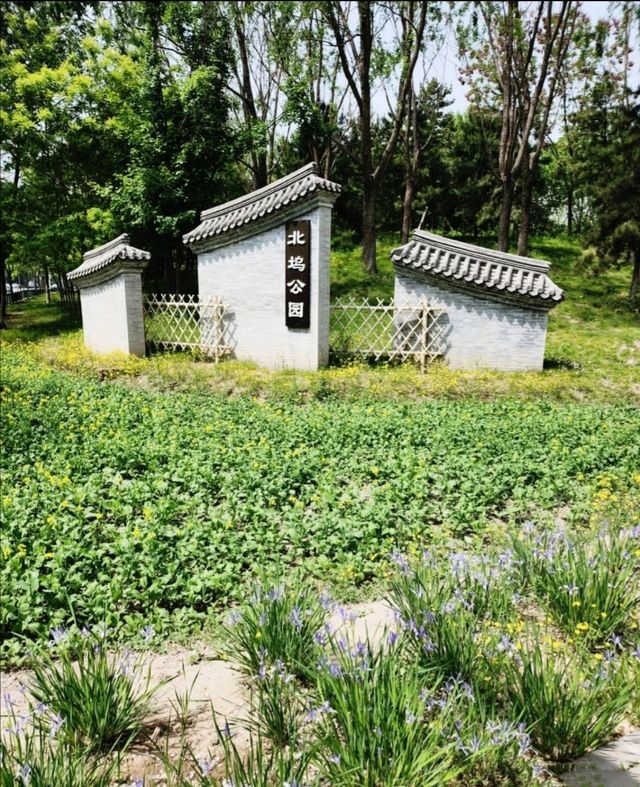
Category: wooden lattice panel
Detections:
[
  {"x1": 144, "y1": 294, "x2": 231, "y2": 359},
  {"x1": 330, "y1": 297, "x2": 446, "y2": 371}
]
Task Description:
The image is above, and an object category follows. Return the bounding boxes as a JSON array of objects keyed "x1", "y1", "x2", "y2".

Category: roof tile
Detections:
[
  {"x1": 68, "y1": 234, "x2": 150, "y2": 281},
  {"x1": 183, "y1": 163, "x2": 341, "y2": 247},
  {"x1": 391, "y1": 230, "x2": 564, "y2": 308}
]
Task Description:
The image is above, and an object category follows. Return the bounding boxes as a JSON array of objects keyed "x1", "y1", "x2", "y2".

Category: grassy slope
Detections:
[{"x1": 3, "y1": 236, "x2": 637, "y2": 404}]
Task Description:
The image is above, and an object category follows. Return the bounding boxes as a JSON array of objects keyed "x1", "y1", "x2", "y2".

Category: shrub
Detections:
[
  {"x1": 492, "y1": 634, "x2": 632, "y2": 762},
  {"x1": 512, "y1": 523, "x2": 640, "y2": 644},
  {"x1": 28, "y1": 628, "x2": 161, "y2": 752},
  {"x1": 250, "y1": 660, "x2": 303, "y2": 749},
  {"x1": 311, "y1": 637, "x2": 460, "y2": 786},
  {"x1": 0, "y1": 702, "x2": 115, "y2": 787},
  {"x1": 224, "y1": 580, "x2": 328, "y2": 683},
  {"x1": 387, "y1": 550, "x2": 515, "y2": 681}
]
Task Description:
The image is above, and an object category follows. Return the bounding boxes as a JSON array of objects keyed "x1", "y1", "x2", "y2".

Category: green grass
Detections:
[
  {"x1": 1, "y1": 239, "x2": 639, "y2": 783},
  {"x1": 3, "y1": 235, "x2": 636, "y2": 405},
  {"x1": 1, "y1": 294, "x2": 80, "y2": 343},
  {"x1": 1, "y1": 339, "x2": 639, "y2": 665},
  {"x1": 1, "y1": 235, "x2": 638, "y2": 667}
]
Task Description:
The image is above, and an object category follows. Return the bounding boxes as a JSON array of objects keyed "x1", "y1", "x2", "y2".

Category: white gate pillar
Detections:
[
  {"x1": 68, "y1": 234, "x2": 150, "y2": 357},
  {"x1": 183, "y1": 163, "x2": 341, "y2": 371}
]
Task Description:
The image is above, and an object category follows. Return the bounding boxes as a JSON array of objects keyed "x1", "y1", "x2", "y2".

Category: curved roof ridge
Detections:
[
  {"x1": 69, "y1": 234, "x2": 150, "y2": 281},
  {"x1": 183, "y1": 163, "x2": 341, "y2": 248},
  {"x1": 200, "y1": 163, "x2": 317, "y2": 221},
  {"x1": 391, "y1": 230, "x2": 564, "y2": 309},
  {"x1": 82, "y1": 233, "x2": 130, "y2": 261},
  {"x1": 412, "y1": 229, "x2": 551, "y2": 273}
]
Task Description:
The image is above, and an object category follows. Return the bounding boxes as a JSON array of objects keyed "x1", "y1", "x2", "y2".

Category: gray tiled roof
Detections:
[
  {"x1": 183, "y1": 163, "x2": 341, "y2": 247},
  {"x1": 68, "y1": 234, "x2": 150, "y2": 281},
  {"x1": 391, "y1": 230, "x2": 564, "y2": 307}
]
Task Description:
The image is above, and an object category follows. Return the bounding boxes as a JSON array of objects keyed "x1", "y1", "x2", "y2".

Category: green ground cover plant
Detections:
[
  {"x1": 2, "y1": 341, "x2": 639, "y2": 663},
  {"x1": 1, "y1": 236, "x2": 638, "y2": 782}
]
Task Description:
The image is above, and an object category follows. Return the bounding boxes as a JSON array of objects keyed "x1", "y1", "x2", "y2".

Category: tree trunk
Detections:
[
  {"x1": 567, "y1": 187, "x2": 573, "y2": 236},
  {"x1": 631, "y1": 249, "x2": 640, "y2": 300},
  {"x1": 498, "y1": 177, "x2": 514, "y2": 252},
  {"x1": 358, "y1": 1, "x2": 375, "y2": 275},
  {"x1": 0, "y1": 259, "x2": 7, "y2": 329},
  {"x1": 401, "y1": 178, "x2": 414, "y2": 245},
  {"x1": 43, "y1": 265, "x2": 51, "y2": 303},
  {"x1": 233, "y1": 7, "x2": 268, "y2": 190},
  {"x1": 401, "y1": 88, "x2": 420, "y2": 245},
  {"x1": 362, "y1": 179, "x2": 377, "y2": 275},
  {"x1": 7, "y1": 265, "x2": 13, "y2": 305},
  {"x1": 517, "y1": 166, "x2": 533, "y2": 256}
]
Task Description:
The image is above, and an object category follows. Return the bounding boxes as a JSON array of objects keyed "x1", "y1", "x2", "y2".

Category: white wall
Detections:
[
  {"x1": 394, "y1": 271, "x2": 549, "y2": 371},
  {"x1": 79, "y1": 272, "x2": 146, "y2": 356},
  {"x1": 197, "y1": 204, "x2": 332, "y2": 370}
]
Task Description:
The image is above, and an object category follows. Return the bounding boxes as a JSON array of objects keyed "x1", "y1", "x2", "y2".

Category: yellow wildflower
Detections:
[{"x1": 575, "y1": 622, "x2": 590, "y2": 633}]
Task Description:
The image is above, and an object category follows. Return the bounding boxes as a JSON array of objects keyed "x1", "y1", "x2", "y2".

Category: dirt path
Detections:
[
  {"x1": 0, "y1": 601, "x2": 393, "y2": 782},
  {"x1": 3, "y1": 600, "x2": 637, "y2": 786}
]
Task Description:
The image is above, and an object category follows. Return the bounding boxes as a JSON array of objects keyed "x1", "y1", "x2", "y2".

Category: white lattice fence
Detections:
[
  {"x1": 330, "y1": 297, "x2": 446, "y2": 371},
  {"x1": 144, "y1": 294, "x2": 231, "y2": 359}
]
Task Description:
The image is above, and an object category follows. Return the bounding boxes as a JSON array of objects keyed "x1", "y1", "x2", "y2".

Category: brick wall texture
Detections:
[
  {"x1": 198, "y1": 204, "x2": 332, "y2": 370},
  {"x1": 79, "y1": 272, "x2": 146, "y2": 356},
  {"x1": 394, "y1": 271, "x2": 549, "y2": 371}
]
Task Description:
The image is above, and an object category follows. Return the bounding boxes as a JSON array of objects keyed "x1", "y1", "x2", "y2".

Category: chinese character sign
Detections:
[{"x1": 285, "y1": 220, "x2": 310, "y2": 329}]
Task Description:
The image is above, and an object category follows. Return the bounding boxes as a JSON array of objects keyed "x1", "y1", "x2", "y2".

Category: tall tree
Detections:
[
  {"x1": 574, "y1": 79, "x2": 640, "y2": 299},
  {"x1": 399, "y1": 80, "x2": 451, "y2": 242},
  {"x1": 224, "y1": 1, "x2": 300, "y2": 189},
  {"x1": 0, "y1": 0, "x2": 103, "y2": 311},
  {"x1": 104, "y1": 1, "x2": 236, "y2": 291},
  {"x1": 278, "y1": 2, "x2": 345, "y2": 180},
  {"x1": 323, "y1": 1, "x2": 427, "y2": 274},
  {"x1": 461, "y1": 1, "x2": 579, "y2": 254}
]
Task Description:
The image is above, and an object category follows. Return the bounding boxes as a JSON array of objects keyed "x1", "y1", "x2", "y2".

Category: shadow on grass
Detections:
[
  {"x1": 1, "y1": 295, "x2": 81, "y2": 343},
  {"x1": 543, "y1": 356, "x2": 582, "y2": 371}
]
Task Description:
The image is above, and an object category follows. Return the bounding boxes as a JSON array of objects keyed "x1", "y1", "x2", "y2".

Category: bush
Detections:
[
  {"x1": 512, "y1": 522, "x2": 640, "y2": 644},
  {"x1": 0, "y1": 703, "x2": 115, "y2": 787},
  {"x1": 224, "y1": 580, "x2": 329, "y2": 683},
  {"x1": 28, "y1": 628, "x2": 161, "y2": 752},
  {"x1": 492, "y1": 634, "x2": 632, "y2": 762},
  {"x1": 388, "y1": 550, "x2": 515, "y2": 681},
  {"x1": 312, "y1": 637, "x2": 460, "y2": 787}
]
